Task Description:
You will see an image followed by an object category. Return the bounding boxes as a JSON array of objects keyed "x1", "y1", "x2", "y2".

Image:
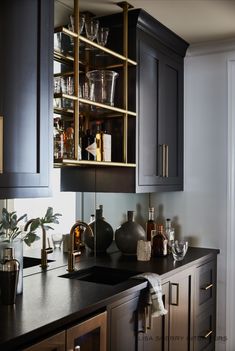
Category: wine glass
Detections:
[
  {"x1": 85, "y1": 17, "x2": 99, "y2": 42},
  {"x1": 97, "y1": 27, "x2": 109, "y2": 46},
  {"x1": 68, "y1": 14, "x2": 85, "y2": 34}
]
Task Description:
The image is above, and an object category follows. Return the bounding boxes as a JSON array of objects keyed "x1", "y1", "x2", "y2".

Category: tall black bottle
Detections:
[{"x1": 0, "y1": 248, "x2": 20, "y2": 305}]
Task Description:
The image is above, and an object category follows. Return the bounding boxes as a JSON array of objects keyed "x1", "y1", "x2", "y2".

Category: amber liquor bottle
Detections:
[
  {"x1": 146, "y1": 207, "x2": 156, "y2": 243},
  {"x1": 152, "y1": 224, "x2": 168, "y2": 257}
]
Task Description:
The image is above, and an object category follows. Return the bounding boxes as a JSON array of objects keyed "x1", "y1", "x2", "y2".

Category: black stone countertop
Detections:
[{"x1": 0, "y1": 246, "x2": 219, "y2": 350}]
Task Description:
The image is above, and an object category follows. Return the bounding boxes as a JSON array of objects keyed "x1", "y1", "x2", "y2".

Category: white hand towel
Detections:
[{"x1": 134, "y1": 272, "x2": 168, "y2": 317}]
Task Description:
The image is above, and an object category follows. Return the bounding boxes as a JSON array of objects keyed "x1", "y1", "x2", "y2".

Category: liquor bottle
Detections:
[
  {"x1": 165, "y1": 218, "x2": 175, "y2": 252},
  {"x1": 152, "y1": 224, "x2": 168, "y2": 257},
  {"x1": 78, "y1": 114, "x2": 85, "y2": 160},
  {"x1": 82, "y1": 129, "x2": 95, "y2": 160},
  {"x1": 95, "y1": 122, "x2": 102, "y2": 161},
  {"x1": 74, "y1": 225, "x2": 84, "y2": 251},
  {"x1": 102, "y1": 128, "x2": 112, "y2": 162},
  {"x1": 146, "y1": 207, "x2": 156, "y2": 243},
  {"x1": 53, "y1": 118, "x2": 64, "y2": 160},
  {"x1": 65, "y1": 127, "x2": 74, "y2": 159}
]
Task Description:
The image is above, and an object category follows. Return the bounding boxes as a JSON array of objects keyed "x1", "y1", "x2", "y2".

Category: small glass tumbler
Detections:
[
  {"x1": 52, "y1": 234, "x2": 63, "y2": 249},
  {"x1": 67, "y1": 76, "x2": 74, "y2": 95},
  {"x1": 85, "y1": 18, "x2": 99, "y2": 41},
  {"x1": 97, "y1": 27, "x2": 109, "y2": 46},
  {"x1": 54, "y1": 76, "x2": 61, "y2": 94},
  {"x1": 171, "y1": 240, "x2": 188, "y2": 261}
]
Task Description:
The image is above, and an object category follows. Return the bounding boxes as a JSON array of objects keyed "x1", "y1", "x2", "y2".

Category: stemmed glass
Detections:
[
  {"x1": 97, "y1": 27, "x2": 109, "y2": 46},
  {"x1": 85, "y1": 18, "x2": 99, "y2": 49}
]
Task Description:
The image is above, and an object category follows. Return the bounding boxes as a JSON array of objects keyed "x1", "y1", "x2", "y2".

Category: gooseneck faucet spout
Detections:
[
  {"x1": 68, "y1": 221, "x2": 93, "y2": 272},
  {"x1": 24, "y1": 219, "x2": 53, "y2": 269}
]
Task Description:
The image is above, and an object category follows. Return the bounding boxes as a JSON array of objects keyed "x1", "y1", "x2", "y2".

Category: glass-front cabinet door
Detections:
[{"x1": 67, "y1": 311, "x2": 107, "y2": 351}]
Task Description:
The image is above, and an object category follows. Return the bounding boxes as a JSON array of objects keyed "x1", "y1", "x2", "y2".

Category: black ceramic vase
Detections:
[
  {"x1": 84, "y1": 208, "x2": 113, "y2": 253},
  {"x1": 115, "y1": 211, "x2": 146, "y2": 255}
]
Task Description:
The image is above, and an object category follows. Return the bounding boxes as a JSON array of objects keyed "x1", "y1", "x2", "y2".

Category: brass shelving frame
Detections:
[{"x1": 53, "y1": 0, "x2": 136, "y2": 168}]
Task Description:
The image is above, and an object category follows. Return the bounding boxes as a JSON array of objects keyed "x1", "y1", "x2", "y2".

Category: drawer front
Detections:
[
  {"x1": 196, "y1": 260, "x2": 216, "y2": 314},
  {"x1": 194, "y1": 306, "x2": 216, "y2": 351}
]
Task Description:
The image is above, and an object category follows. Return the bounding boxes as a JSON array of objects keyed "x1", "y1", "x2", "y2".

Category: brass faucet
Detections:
[
  {"x1": 24, "y1": 219, "x2": 53, "y2": 269},
  {"x1": 68, "y1": 221, "x2": 93, "y2": 272}
]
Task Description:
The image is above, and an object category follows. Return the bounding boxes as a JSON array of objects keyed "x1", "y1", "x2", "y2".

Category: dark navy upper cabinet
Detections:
[
  {"x1": 61, "y1": 8, "x2": 188, "y2": 193},
  {"x1": 0, "y1": 0, "x2": 53, "y2": 198},
  {"x1": 136, "y1": 22, "x2": 186, "y2": 192}
]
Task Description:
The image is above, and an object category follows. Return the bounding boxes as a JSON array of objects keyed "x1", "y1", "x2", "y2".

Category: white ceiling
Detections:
[{"x1": 55, "y1": 0, "x2": 235, "y2": 44}]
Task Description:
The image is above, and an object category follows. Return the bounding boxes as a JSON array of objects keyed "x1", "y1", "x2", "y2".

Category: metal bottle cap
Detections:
[{"x1": 2, "y1": 248, "x2": 20, "y2": 272}]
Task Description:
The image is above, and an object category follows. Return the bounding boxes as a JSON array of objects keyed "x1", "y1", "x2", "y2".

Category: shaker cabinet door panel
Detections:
[
  {"x1": 159, "y1": 55, "x2": 184, "y2": 184},
  {"x1": 136, "y1": 28, "x2": 184, "y2": 192},
  {"x1": 138, "y1": 37, "x2": 161, "y2": 186},
  {"x1": 0, "y1": 0, "x2": 53, "y2": 198}
]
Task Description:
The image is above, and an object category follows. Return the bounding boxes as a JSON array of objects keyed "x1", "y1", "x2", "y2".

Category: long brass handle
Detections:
[
  {"x1": 170, "y1": 283, "x2": 179, "y2": 306},
  {"x1": 201, "y1": 283, "x2": 213, "y2": 290},
  {"x1": 202, "y1": 330, "x2": 213, "y2": 339},
  {"x1": 0, "y1": 116, "x2": 3, "y2": 174},
  {"x1": 165, "y1": 144, "x2": 169, "y2": 177},
  {"x1": 162, "y1": 144, "x2": 166, "y2": 177}
]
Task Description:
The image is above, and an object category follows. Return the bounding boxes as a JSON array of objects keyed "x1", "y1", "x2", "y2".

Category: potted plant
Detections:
[
  {"x1": 0, "y1": 208, "x2": 40, "y2": 246},
  {"x1": 0, "y1": 207, "x2": 61, "y2": 294}
]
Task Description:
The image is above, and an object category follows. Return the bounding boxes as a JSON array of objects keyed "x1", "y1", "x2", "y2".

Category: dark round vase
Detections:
[
  {"x1": 84, "y1": 208, "x2": 113, "y2": 253},
  {"x1": 115, "y1": 211, "x2": 146, "y2": 255}
]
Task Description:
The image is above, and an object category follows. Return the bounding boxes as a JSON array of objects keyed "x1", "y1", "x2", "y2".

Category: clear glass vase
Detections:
[{"x1": 0, "y1": 237, "x2": 23, "y2": 294}]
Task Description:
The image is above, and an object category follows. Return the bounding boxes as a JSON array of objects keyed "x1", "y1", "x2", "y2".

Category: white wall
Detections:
[{"x1": 151, "y1": 40, "x2": 235, "y2": 351}]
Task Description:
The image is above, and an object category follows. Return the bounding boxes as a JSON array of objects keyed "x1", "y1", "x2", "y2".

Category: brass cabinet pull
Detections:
[
  {"x1": 0, "y1": 116, "x2": 3, "y2": 174},
  {"x1": 202, "y1": 330, "x2": 213, "y2": 339},
  {"x1": 165, "y1": 144, "x2": 169, "y2": 177},
  {"x1": 160, "y1": 144, "x2": 169, "y2": 178},
  {"x1": 170, "y1": 283, "x2": 179, "y2": 306},
  {"x1": 201, "y1": 283, "x2": 213, "y2": 290},
  {"x1": 138, "y1": 305, "x2": 152, "y2": 333},
  {"x1": 162, "y1": 144, "x2": 166, "y2": 177}
]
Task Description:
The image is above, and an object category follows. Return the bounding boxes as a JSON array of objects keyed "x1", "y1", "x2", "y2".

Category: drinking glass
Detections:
[
  {"x1": 52, "y1": 234, "x2": 63, "y2": 249},
  {"x1": 171, "y1": 240, "x2": 188, "y2": 261},
  {"x1": 68, "y1": 14, "x2": 85, "y2": 34},
  {"x1": 67, "y1": 76, "x2": 74, "y2": 95},
  {"x1": 54, "y1": 76, "x2": 61, "y2": 94},
  {"x1": 85, "y1": 18, "x2": 99, "y2": 41},
  {"x1": 97, "y1": 27, "x2": 109, "y2": 46}
]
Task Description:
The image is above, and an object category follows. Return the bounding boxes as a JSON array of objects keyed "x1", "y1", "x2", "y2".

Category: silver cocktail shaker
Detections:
[{"x1": 0, "y1": 247, "x2": 20, "y2": 305}]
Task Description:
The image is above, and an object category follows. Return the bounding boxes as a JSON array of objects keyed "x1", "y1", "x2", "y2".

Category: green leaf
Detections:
[
  {"x1": 30, "y1": 218, "x2": 40, "y2": 232},
  {"x1": 23, "y1": 232, "x2": 40, "y2": 247},
  {"x1": 45, "y1": 207, "x2": 53, "y2": 220},
  {"x1": 17, "y1": 214, "x2": 27, "y2": 224}
]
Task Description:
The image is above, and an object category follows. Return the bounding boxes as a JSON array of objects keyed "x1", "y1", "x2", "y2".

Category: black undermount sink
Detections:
[
  {"x1": 23, "y1": 256, "x2": 55, "y2": 269},
  {"x1": 59, "y1": 266, "x2": 139, "y2": 286}
]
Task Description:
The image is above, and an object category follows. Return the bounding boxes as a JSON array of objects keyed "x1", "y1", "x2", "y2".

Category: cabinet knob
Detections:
[{"x1": 0, "y1": 116, "x2": 3, "y2": 174}]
